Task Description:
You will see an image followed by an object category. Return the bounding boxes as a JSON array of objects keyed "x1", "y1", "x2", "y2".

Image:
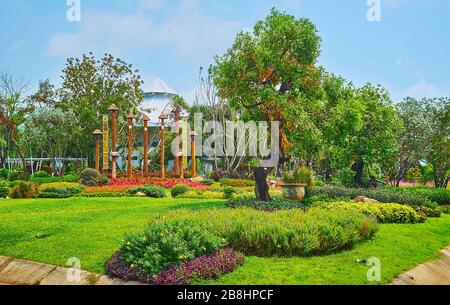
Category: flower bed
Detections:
[
  {"x1": 109, "y1": 178, "x2": 213, "y2": 190},
  {"x1": 107, "y1": 249, "x2": 244, "y2": 285}
]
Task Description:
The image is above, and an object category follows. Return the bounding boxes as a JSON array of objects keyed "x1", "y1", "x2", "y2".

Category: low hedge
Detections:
[
  {"x1": 38, "y1": 186, "x2": 81, "y2": 198},
  {"x1": 127, "y1": 185, "x2": 166, "y2": 198},
  {"x1": 171, "y1": 184, "x2": 191, "y2": 198},
  {"x1": 177, "y1": 191, "x2": 225, "y2": 200},
  {"x1": 159, "y1": 207, "x2": 378, "y2": 257},
  {"x1": 77, "y1": 192, "x2": 132, "y2": 198},
  {"x1": 318, "y1": 202, "x2": 422, "y2": 224},
  {"x1": 220, "y1": 179, "x2": 255, "y2": 188},
  {"x1": 310, "y1": 186, "x2": 435, "y2": 207},
  {"x1": 227, "y1": 197, "x2": 304, "y2": 211},
  {"x1": 386, "y1": 187, "x2": 450, "y2": 206}
]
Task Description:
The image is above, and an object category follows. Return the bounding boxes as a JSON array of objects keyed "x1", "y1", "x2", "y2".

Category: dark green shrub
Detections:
[
  {"x1": 210, "y1": 170, "x2": 249, "y2": 182},
  {"x1": 227, "y1": 197, "x2": 304, "y2": 211},
  {"x1": 77, "y1": 192, "x2": 131, "y2": 198},
  {"x1": 128, "y1": 185, "x2": 166, "y2": 198},
  {"x1": 38, "y1": 186, "x2": 81, "y2": 198},
  {"x1": 200, "y1": 179, "x2": 214, "y2": 186},
  {"x1": 0, "y1": 168, "x2": 10, "y2": 180},
  {"x1": 32, "y1": 171, "x2": 51, "y2": 178},
  {"x1": 79, "y1": 168, "x2": 108, "y2": 186},
  {"x1": 414, "y1": 206, "x2": 441, "y2": 219},
  {"x1": 303, "y1": 194, "x2": 351, "y2": 205},
  {"x1": 319, "y1": 202, "x2": 421, "y2": 224},
  {"x1": 220, "y1": 178, "x2": 255, "y2": 188},
  {"x1": 62, "y1": 174, "x2": 80, "y2": 183},
  {"x1": 8, "y1": 170, "x2": 30, "y2": 182},
  {"x1": 171, "y1": 184, "x2": 191, "y2": 198},
  {"x1": 310, "y1": 186, "x2": 435, "y2": 207},
  {"x1": 121, "y1": 219, "x2": 225, "y2": 276},
  {"x1": 387, "y1": 187, "x2": 450, "y2": 206},
  {"x1": 162, "y1": 207, "x2": 378, "y2": 257},
  {"x1": 0, "y1": 186, "x2": 11, "y2": 198},
  {"x1": 223, "y1": 187, "x2": 238, "y2": 199},
  {"x1": 10, "y1": 181, "x2": 39, "y2": 199}
]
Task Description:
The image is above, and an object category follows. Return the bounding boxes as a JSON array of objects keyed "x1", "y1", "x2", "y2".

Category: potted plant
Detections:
[{"x1": 281, "y1": 166, "x2": 315, "y2": 201}]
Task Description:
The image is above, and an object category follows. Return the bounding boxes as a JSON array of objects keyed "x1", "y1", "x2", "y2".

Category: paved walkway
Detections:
[
  {"x1": 392, "y1": 246, "x2": 450, "y2": 285},
  {"x1": 0, "y1": 256, "x2": 143, "y2": 285}
]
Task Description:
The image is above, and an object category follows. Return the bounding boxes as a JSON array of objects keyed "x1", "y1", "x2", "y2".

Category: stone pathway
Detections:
[
  {"x1": 392, "y1": 246, "x2": 450, "y2": 285},
  {"x1": 0, "y1": 256, "x2": 143, "y2": 285}
]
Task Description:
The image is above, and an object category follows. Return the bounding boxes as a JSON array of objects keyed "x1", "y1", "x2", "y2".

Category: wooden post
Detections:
[
  {"x1": 142, "y1": 114, "x2": 150, "y2": 178},
  {"x1": 127, "y1": 114, "x2": 134, "y2": 180},
  {"x1": 108, "y1": 104, "x2": 119, "y2": 178},
  {"x1": 172, "y1": 107, "x2": 181, "y2": 176},
  {"x1": 102, "y1": 115, "x2": 109, "y2": 171},
  {"x1": 182, "y1": 117, "x2": 188, "y2": 174},
  {"x1": 191, "y1": 131, "x2": 197, "y2": 178},
  {"x1": 159, "y1": 114, "x2": 167, "y2": 179},
  {"x1": 180, "y1": 154, "x2": 185, "y2": 179},
  {"x1": 93, "y1": 130, "x2": 103, "y2": 172}
]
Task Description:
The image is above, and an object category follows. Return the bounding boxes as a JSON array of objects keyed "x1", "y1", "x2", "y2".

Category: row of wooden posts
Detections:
[{"x1": 92, "y1": 103, "x2": 197, "y2": 180}]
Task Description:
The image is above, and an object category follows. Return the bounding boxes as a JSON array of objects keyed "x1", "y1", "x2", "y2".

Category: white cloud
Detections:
[
  {"x1": 395, "y1": 54, "x2": 411, "y2": 66},
  {"x1": 46, "y1": 0, "x2": 242, "y2": 60},
  {"x1": 403, "y1": 77, "x2": 441, "y2": 98}
]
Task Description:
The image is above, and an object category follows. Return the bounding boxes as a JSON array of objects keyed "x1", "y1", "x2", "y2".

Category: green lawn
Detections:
[{"x1": 0, "y1": 197, "x2": 449, "y2": 285}]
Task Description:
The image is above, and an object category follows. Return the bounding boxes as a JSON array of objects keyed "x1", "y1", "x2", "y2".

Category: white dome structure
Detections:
[{"x1": 140, "y1": 78, "x2": 177, "y2": 123}]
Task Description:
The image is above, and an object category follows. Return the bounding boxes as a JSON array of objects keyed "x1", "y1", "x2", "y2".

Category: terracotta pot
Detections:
[{"x1": 281, "y1": 183, "x2": 307, "y2": 201}]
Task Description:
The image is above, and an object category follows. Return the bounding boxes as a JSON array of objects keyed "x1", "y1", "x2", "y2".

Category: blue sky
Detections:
[{"x1": 1, "y1": 0, "x2": 449, "y2": 102}]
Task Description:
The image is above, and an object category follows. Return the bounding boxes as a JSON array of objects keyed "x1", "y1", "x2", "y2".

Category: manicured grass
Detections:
[{"x1": 0, "y1": 197, "x2": 449, "y2": 284}]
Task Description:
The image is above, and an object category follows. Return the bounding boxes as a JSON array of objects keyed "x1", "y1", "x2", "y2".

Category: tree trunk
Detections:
[
  {"x1": 352, "y1": 159, "x2": 364, "y2": 188},
  {"x1": 254, "y1": 167, "x2": 271, "y2": 202}
]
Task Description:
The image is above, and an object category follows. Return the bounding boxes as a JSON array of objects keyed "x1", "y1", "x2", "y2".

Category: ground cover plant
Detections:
[
  {"x1": 227, "y1": 197, "x2": 304, "y2": 211},
  {"x1": 127, "y1": 185, "x2": 166, "y2": 198}
]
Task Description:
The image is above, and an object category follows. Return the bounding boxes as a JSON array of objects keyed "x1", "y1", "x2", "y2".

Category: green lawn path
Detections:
[{"x1": 0, "y1": 197, "x2": 449, "y2": 285}]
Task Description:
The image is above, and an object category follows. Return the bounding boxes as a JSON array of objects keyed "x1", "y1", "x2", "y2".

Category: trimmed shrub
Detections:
[
  {"x1": 128, "y1": 185, "x2": 166, "y2": 198},
  {"x1": 0, "y1": 186, "x2": 11, "y2": 198},
  {"x1": 38, "y1": 186, "x2": 81, "y2": 198},
  {"x1": 200, "y1": 179, "x2": 214, "y2": 186},
  {"x1": 319, "y1": 202, "x2": 421, "y2": 224},
  {"x1": 77, "y1": 192, "x2": 132, "y2": 198},
  {"x1": 177, "y1": 191, "x2": 225, "y2": 200},
  {"x1": 32, "y1": 171, "x2": 51, "y2": 178},
  {"x1": 389, "y1": 187, "x2": 450, "y2": 206},
  {"x1": 119, "y1": 219, "x2": 225, "y2": 276},
  {"x1": 310, "y1": 186, "x2": 435, "y2": 207},
  {"x1": 223, "y1": 187, "x2": 238, "y2": 199},
  {"x1": 79, "y1": 168, "x2": 108, "y2": 187},
  {"x1": 171, "y1": 184, "x2": 191, "y2": 198},
  {"x1": 0, "y1": 168, "x2": 9, "y2": 180},
  {"x1": 10, "y1": 181, "x2": 39, "y2": 199},
  {"x1": 160, "y1": 207, "x2": 378, "y2": 257},
  {"x1": 414, "y1": 206, "x2": 441, "y2": 219},
  {"x1": 227, "y1": 197, "x2": 303, "y2": 211},
  {"x1": 210, "y1": 170, "x2": 249, "y2": 182},
  {"x1": 220, "y1": 178, "x2": 255, "y2": 188}
]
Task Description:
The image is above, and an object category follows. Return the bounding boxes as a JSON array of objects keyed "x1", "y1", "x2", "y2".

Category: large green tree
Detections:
[
  {"x1": 34, "y1": 53, "x2": 144, "y2": 163},
  {"x1": 211, "y1": 8, "x2": 323, "y2": 164}
]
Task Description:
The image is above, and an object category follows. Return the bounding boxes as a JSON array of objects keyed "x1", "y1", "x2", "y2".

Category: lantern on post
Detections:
[
  {"x1": 191, "y1": 131, "x2": 198, "y2": 178},
  {"x1": 172, "y1": 107, "x2": 181, "y2": 177},
  {"x1": 108, "y1": 104, "x2": 119, "y2": 179},
  {"x1": 142, "y1": 114, "x2": 150, "y2": 178},
  {"x1": 159, "y1": 113, "x2": 167, "y2": 179},
  {"x1": 127, "y1": 114, "x2": 135, "y2": 180},
  {"x1": 93, "y1": 129, "x2": 103, "y2": 172}
]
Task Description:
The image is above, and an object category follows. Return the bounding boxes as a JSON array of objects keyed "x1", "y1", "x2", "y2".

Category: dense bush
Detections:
[
  {"x1": 38, "y1": 186, "x2": 81, "y2": 198},
  {"x1": 177, "y1": 191, "x2": 225, "y2": 200},
  {"x1": 414, "y1": 206, "x2": 441, "y2": 219},
  {"x1": 210, "y1": 170, "x2": 249, "y2": 182},
  {"x1": 127, "y1": 185, "x2": 166, "y2": 198},
  {"x1": 107, "y1": 248, "x2": 244, "y2": 285},
  {"x1": 319, "y1": 202, "x2": 422, "y2": 224},
  {"x1": 120, "y1": 219, "x2": 225, "y2": 276},
  {"x1": 223, "y1": 187, "x2": 238, "y2": 199},
  {"x1": 387, "y1": 187, "x2": 450, "y2": 206},
  {"x1": 79, "y1": 168, "x2": 108, "y2": 187},
  {"x1": 32, "y1": 171, "x2": 51, "y2": 178},
  {"x1": 0, "y1": 168, "x2": 9, "y2": 180},
  {"x1": 0, "y1": 186, "x2": 11, "y2": 198},
  {"x1": 161, "y1": 207, "x2": 378, "y2": 257},
  {"x1": 200, "y1": 179, "x2": 214, "y2": 186},
  {"x1": 310, "y1": 186, "x2": 436, "y2": 207},
  {"x1": 227, "y1": 197, "x2": 303, "y2": 211},
  {"x1": 303, "y1": 194, "x2": 351, "y2": 205},
  {"x1": 171, "y1": 184, "x2": 191, "y2": 198},
  {"x1": 8, "y1": 170, "x2": 30, "y2": 182},
  {"x1": 220, "y1": 179, "x2": 255, "y2": 188},
  {"x1": 283, "y1": 166, "x2": 315, "y2": 188},
  {"x1": 77, "y1": 192, "x2": 132, "y2": 198},
  {"x1": 10, "y1": 181, "x2": 39, "y2": 199}
]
